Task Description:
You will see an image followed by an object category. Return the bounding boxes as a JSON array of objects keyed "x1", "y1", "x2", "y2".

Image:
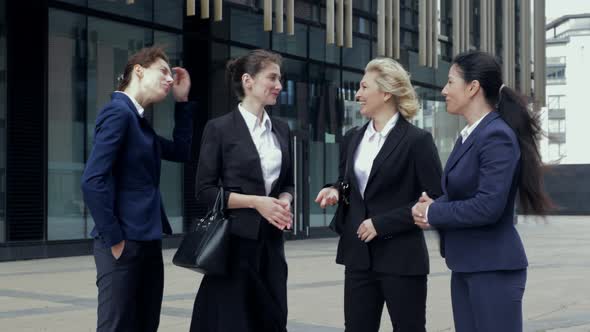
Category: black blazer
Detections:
[
  {"x1": 195, "y1": 108, "x2": 294, "y2": 240},
  {"x1": 333, "y1": 116, "x2": 443, "y2": 275}
]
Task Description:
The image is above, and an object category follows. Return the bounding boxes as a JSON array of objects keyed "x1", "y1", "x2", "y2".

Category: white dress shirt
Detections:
[
  {"x1": 238, "y1": 104, "x2": 283, "y2": 196},
  {"x1": 353, "y1": 113, "x2": 400, "y2": 197},
  {"x1": 115, "y1": 91, "x2": 144, "y2": 118},
  {"x1": 460, "y1": 112, "x2": 490, "y2": 143},
  {"x1": 425, "y1": 112, "x2": 491, "y2": 222}
]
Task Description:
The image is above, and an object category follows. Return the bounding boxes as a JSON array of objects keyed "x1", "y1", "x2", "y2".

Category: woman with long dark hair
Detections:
[{"x1": 412, "y1": 50, "x2": 551, "y2": 332}]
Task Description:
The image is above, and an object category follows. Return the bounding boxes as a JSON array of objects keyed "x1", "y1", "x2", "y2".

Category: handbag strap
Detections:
[{"x1": 212, "y1": 187, "x2": 225, "y2": 215}]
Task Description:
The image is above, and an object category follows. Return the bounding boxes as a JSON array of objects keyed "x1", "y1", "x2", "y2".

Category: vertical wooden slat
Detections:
[
  {"x1": 201, "y1": 0, "x2": 209, "y2": 19},
  {"x1": 264, "y1": 0, "x2": 272, "y2": 31},
  {"x1": 345, "y1": 0, "x2": 353, "y2": 47},
  {"x1": 419, "y1": 0, "x2": 427, "y2": 65},
  {"x1": 386, "y1": 0, "x2": 392, "y2": 56},
  {"x1": 214, "y1": 0, "x2": 222, "y2": 21},
  {"x1": 393, "y1": 0, "x2": 400, "y2": 59},
  {"x1": 336, "y1": 0, "x2": 344, "y2": 46},
  {"x1": 276, "y1": 0, "x2": 284, "y2": 33},
  {"x1": 187, "y1": 0, "x2": 196, "y2": 16},
  {"x1": 431, "y1": 0, "x2": 438, "y2": 68},
  {"x1": 453, "y1": 0, "x2": 460, "y2": 55},
  {"x1": 327, "y1": 0, "x2": 335, "y2": 44},
  {"x1": 378, "y1": 0, "x2": 385, "y2": 55},
  {"x1": 286, "y1": 0, "x2": 294, "y2": 35},
  {"x1": 520, "y1": 0, "x2": 531, "y2": 95}
]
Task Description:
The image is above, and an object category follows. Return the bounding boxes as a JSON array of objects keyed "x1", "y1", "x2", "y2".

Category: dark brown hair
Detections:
[
  {"x1": 117, "y1": 46, "x2": 170, "y2": 91},
  {"x1": 452, "y1": 50, "x2": 553, "y2": 215},
  {"x1": 225, "y1": 49, "x2": 282, "y2": 100}
]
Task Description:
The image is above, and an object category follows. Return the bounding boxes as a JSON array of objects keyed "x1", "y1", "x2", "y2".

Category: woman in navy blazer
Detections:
[
  {"x1": 81, "y1": 47, "x2": 194, "y2": 332},
  {"x1": 412, "y1": 51, "x2": 552, "y2": 332},
  {"x1": 190, "y1": 50, "x2": 294, "y2": 332}
]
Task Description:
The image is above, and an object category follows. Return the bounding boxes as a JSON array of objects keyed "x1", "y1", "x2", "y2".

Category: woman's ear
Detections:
[
  {"x1": 383, "y1": 92, "x2": 393, "y2": 103},
  {"x1": 467, "y1": 80, "x2": 481, "y2": 98},
  {"x1": 133, "y1": 64, "x2": 144, "y2": 79},
  {"x1": 242, "y1": 73, "x2": 252, "y2": 91}
]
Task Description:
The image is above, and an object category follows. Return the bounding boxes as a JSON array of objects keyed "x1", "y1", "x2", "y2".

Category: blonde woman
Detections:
[{"x1": 315, "y1": 58, "x2": 442, "y2": 332}]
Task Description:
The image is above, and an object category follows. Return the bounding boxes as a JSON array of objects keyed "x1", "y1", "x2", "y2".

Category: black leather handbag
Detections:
[
  {"x1": 329, "y1": 157, "x2": 351, "y2": 235},
  {"x1": 173, "y1": 187, "x2": 230, "y2": 275}
]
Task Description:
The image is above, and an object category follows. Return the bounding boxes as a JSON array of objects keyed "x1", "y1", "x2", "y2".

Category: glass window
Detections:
[
  {"x1": 308, "y1": 65, "x2": 341, "y2": 228},
  {"x1": 547, "y1": 95, "x2": 566, "y2": 110},
  {"x1": 309, "y1": 26, "x2": 340, "y2": 64},
  {"x1": 343, "y1": 37, "x2": 371, "y2": 69},
  {"x1": 414, "y1": 86, "x2": 464, "y2": 165},
  {"x1": 272, "y1": 23, "x2": 307, "y2": 58},
  {"x1": 270, "y1": 57, "x2": 307, "y2": 130},
  {"x1": 354, "y1": 0, "x2": 371, "y2": 12},
  {"x1": 155, "y1": 0, "x2": 184, "y2": 29},
  {"x1": 48, "y1": 10, "x2": 88, "y2": 240},
  {"x1": 0, "y1": 0, "x2": 6, "y2": 242},
  {"x1": 342, "y1": 71, "x2": 364, "y2": 132},
  {"x1": 547, "y1": 65, "x2": 566, "y2": 84},
  {"x1": 230, "y1": 9, "x2": 269, "y2": 49},
  {"x1": 48, "y1": 10, "x2": 186, "y2": 240},
  {"x1": 153, "y1": 31, "x2": 184, "y2": 234},
  {"x1": 89, "y1": 0, "x2": 153, "y2": 22}
]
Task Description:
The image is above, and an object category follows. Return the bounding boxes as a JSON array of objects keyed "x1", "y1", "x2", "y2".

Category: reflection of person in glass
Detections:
[
  {"x1": 412, "y1": 51, "x2": 552, "y2": 332},
  {"x1": 81, "y1": 46, "x2": 195, "y2": 332},
  {"x1": 190, "y1": 49, "x2": 294, "y2": 332},
  {"x1": 315, "y1": 58, "x2": 443, "y2": 332}
]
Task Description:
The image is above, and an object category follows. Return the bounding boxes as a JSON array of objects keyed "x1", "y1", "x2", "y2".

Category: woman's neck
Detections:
[
  {"x1": 123, "y1": 84, "x2": 149, "y2": 108},
  {"x1": 463, "y1": 101, "x2": 493, "y2": 126},
  {"x1": 372, "y1": 106, "x2": 397, "y2": 132},
  {"x1": 241, "y1": 98, "x2": 265, "y2": 121}
]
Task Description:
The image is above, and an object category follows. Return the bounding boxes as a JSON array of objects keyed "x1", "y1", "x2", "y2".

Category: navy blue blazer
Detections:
[
  {"x1": 428, "y1": 111, "x2": 528, "y2": 272},
  {"x1": 81, "y1": 92, "x2": 195, "y2": 248}
]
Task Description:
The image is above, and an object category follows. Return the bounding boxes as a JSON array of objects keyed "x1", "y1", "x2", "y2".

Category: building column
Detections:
[{"x1": 534, "y1": 0, "x2": 546, "y2": 107}]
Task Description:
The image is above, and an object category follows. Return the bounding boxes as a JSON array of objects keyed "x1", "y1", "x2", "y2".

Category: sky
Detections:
[{"x1": 546, "y1": 0, "x2": 590, "y2": 23}]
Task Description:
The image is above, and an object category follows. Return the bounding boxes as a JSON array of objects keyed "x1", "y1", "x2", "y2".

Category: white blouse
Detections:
[
  {"x1": 238, "y1": 104, "x2": 282, "y2": 196},
  {"x1": 353, "y1": 113, "x2": 400, "y2": 197}
]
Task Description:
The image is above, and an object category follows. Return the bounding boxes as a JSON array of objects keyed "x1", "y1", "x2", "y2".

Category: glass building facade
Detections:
[{"x1": 0, "y1": 0, "x2": 537, "y2": 260}]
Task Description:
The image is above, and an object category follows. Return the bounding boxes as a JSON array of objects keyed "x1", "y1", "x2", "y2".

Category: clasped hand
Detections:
[{"x1": 412, "y1": 192, "x2": 433, "y2": 230}]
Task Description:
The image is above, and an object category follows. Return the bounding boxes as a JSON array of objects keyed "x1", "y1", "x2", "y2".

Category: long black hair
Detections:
[{"x1": 452, "y1": 50, "x2": 552, "y2": 215}]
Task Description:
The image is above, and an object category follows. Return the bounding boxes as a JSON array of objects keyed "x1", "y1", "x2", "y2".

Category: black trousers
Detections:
[
  {"x1": 190, "y1": 229, "x2": 288, "y2": 332},
  {"x1": 344, "y1": 269, "x2": 427, "y2": 332},
  {"x1": 93, "y1": 239, "x2": 164, "y2": 332}
]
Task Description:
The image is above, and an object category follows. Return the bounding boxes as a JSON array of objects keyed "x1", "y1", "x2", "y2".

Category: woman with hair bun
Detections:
[
  {"x1": 190, "y1": 49, "x2": 293, "y2": 332},
  {"x1": 315, "y1": 57, "x2": 443, "y2": 332}
]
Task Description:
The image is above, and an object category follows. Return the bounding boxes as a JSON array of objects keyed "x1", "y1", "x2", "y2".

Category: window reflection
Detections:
[{"x1": 47, "y1": 9, "x2": 183, "y2": 240}]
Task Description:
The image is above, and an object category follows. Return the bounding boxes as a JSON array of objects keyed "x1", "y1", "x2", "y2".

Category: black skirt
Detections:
[{"x1": 190, "y1": 223, "x2": 288, "y2": 332}]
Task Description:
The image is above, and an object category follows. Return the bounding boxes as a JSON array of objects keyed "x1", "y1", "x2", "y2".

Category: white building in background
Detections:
[{"x1": 541, "y1": 14, "x2": 590, "y2": 164}]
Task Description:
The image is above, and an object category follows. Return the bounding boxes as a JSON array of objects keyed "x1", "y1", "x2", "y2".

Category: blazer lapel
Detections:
[
  {"x1": 232, "y1": 109, "x2": 266, "y2": 189},
  {"x1": 270, "y1": 118, "x2": 289, "y2": 195},
  {"x1": 346, "y1": 123, "x2": 368, "y2": 196},
  {"x1": 444, "y1": 111, "x2": 500, "y2": 174},
  {"x1": 365, "y1": 116, "x2": 408, "y2": 188},
  {"x1": 112, "y1": 92, "x2": 160, "y2": 180}
]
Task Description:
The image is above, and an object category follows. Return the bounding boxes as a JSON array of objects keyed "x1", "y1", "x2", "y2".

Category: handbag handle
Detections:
[{"x1": 212, "y1": 187, "x2": 225, "y2": 215}]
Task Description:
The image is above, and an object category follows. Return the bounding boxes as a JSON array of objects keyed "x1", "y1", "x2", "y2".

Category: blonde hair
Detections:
[{"x1": 364, "y1": 57, "x2": 420, "y2": 119}]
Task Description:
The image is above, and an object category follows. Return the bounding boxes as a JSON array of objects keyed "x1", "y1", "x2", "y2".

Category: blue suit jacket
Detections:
[
  {"x1": 81, "y1": 92, "x2": 194, "y2": 248},
  {"x1": 428, "y1": 112, "x2": 528, "y2": 272}
]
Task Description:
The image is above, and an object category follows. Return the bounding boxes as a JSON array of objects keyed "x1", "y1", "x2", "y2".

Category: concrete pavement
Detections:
[{"x1": 0, "y1": 215, "x2": 589, "y2": 331}]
